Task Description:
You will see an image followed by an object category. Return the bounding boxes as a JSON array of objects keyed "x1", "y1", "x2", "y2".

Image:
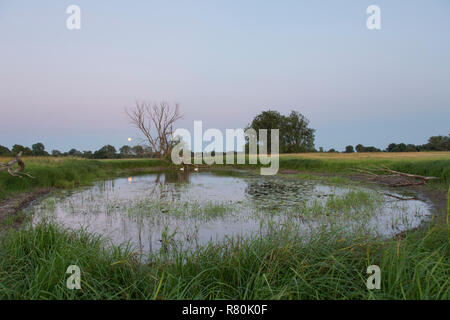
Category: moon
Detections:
[{"x1": 127, "y1": 137, "x2": 132, "y2": 142}]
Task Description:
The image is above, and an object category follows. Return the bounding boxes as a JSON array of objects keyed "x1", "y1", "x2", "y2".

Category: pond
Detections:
[{"x1": 28, "y1": 170, "x2": 432, "y2": 253}]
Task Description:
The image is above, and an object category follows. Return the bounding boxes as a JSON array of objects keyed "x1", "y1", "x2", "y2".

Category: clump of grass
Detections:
[
  {"x1": 201, "y1": 201, "x2": 234, "y2": 219},
  {"x1": 0, "y1": 223, "x2": 144, "y2": 299},
  {"x1": 123, "y1": 199, "x2": 237, "y2": 222},
  {"x1": 325, "y1": 190, "x2": 377, "y2": 213},
  {"x1": 0, "y1": 208, "x2": 447, "y2": 299}
]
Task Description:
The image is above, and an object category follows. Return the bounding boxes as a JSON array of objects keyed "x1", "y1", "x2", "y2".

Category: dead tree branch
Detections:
[
  {"x1": 378, "y1": 165, "x2": 439, "y2": 182},
  {"x1": 0, "y1": 152, "x2": 34, "y2": 178},
  {"x1": 352, "y1": 165, "x2": 438, "y2": 187}
]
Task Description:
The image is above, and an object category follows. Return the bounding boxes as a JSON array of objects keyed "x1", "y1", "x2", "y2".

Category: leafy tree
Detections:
[
  {"x1": 386, "y1": 143, "x2": 398, "y2": 152},
  {"x1": 385, "y1": 135, "x2": 450, "y2": 152},
  {"x1": 32, "y1": 142, "x2": 48, "y2": 156},
  {"x1": 356, "y1": 144, "x2": 380, "y2": 153},
  {"x1": 119, "y1": 145, "x2": 132, "y2": 158},
  {"x1": 11, "y1": 144, "x2": 32, "y2": 156},
  {"x1": 142, "y1": 146, "x2": 154, "y2": 158},
  {"x1": 282, "y1": 111, "x2": 315, "y2": 153},
  {"x1": 386, "y1": 143, "x2": 419, "y2": 152},
  {"x1": 51, "y1": 150, "x2": 62, "y2": 156},
  {"x1": 83, "y1": 151, "x2": 93, "y2": 159},
  {"x1": 0, "y1": 145, "x2": 10, "y2": 156},
  {"x1": 246, "y1": 110, "x2": 283, "y2": 154},
  {"x1": 344, "y1": 145, "x2": 354, "y2": 153},
  {"x1": 405, "y1": 144, "x2": 418, "y2": 152},
  {"x1": 68, "y1": 148, "x2": 83, "y2": 157},
  {"x1": 327, "y1": 148, "x2": 337, "y2": 153},
  {"x1": 247, "y1": 109, "x2": 315, "y2": 153},
  {"x1": 355, "y1": 144, "x2": 363, "y2": 153},
  {"x1": 94, "y1": 145, "x2": 117, "y2": 159},
  {"x1": 423, "y1": 135, "x2": 450, "y2": 151},
  {"x1": 397, "y1": 143, "x2": 407, "y2": 152},
  {"x1": 132, "y1": 145, "x2": 145, "y2": 158}
]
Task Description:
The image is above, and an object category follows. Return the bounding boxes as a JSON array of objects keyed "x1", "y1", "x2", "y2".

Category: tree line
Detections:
[
  {"x1": 0, "y1": 143, "x2": 156, "y2": 159},
  {"x1": 1, "y1": 107, "x2": 448, "y2": 158},
  {"x1": 1, "y1": 136, "x2": 449, "y2": 159},
  {"x1": 340, "y1": 135, "x2": 450, "y2": 153}
]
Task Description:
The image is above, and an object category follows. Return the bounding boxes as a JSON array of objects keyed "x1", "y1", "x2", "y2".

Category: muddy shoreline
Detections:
[{"x1": 0, "y1": 188, "x2": 51, "y2": 231}]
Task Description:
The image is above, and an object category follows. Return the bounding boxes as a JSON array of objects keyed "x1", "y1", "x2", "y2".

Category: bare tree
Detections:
[{"x1": 126, "y1": 101, "x2": 182, "y2": 159}]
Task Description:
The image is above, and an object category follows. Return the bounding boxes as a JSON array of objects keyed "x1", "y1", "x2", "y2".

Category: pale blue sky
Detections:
[{"x1": 1, "y1": 0, "x2": 449, "y2": 152}]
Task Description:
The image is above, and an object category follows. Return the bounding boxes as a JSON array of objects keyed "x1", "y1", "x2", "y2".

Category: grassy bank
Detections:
[
  {"x1": 277, "y1": 153, "x2": 450, "y2": 186},
  {"x1": 0, "y1": 157, "x2": 165, "y2": 200},
  {"x1": 0, "y1": 196, "x2": 448, "y2": 299},
  {"x1": 1, "y1": 152, "x2": 449, "y2": 200}
]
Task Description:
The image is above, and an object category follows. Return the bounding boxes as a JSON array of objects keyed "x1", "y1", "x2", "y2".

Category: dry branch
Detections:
[
  {"x1": 379, "y1": 166, "x2": 438, "y2": 182},
  {"x1": 352, "y1": 165, "x2": 438, "y2": 187},
  {"x1": 0, "y1": 152, "x2": 34, "y2": 178}
]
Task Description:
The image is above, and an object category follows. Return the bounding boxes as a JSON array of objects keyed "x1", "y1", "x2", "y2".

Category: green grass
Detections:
[
  {"x1": 277, "y1": 157, "x2": 450, "y2": 185},
  {"x1": 0, "y1": 157, "x2": 165, "y2": 200},
  {"x1": 1, "y1": 153, "x2": 449, "y2": 200},
  {"x1": 0, "y1": 187, "x2": 448, "y2": 299},
  {"x1": 0, "y1": 210, "x2": 447, "y2": 299}
]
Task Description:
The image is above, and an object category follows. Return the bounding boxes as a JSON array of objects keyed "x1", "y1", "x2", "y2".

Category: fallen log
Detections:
[
  {"x1": 0, "y1": 152, "x2": 34, "y2": 178},
  {"x1": 379, "y1": 166, "x2": 438, "y2": 182},
  {"x1": 352, "y1": 166, "x2": 439, "y2": 187}
]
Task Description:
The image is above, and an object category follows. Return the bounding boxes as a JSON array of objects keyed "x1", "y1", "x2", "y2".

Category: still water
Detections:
[{"x1": 28, "y1": 170, "x2": 431, "y2": 253}]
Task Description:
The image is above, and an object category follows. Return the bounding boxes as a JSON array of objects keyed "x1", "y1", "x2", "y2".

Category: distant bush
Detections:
[
  {"x1": 93, "y1": 145, "x2": 117, "y2": 159},
  {"x1": 31, "y1": 142, "x2": 48, "y2": 156},
  {"x1": 355, "y1": 144, "x2": 381, "y2": 153},
  {"x1": 386, "y1": 135, "x2": 450, "y2": 152},
  {"x1": 0, "y1": 145, "x2": 11, "y2": 156},
  {"x1": 344, "y1": 145, "x2": 355, "y2": 153},
  {"x1": 11, "y1": 144, "x2": 32, "y2": 156}
]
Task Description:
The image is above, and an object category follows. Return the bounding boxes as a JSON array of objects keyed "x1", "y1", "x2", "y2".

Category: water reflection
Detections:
[
  {"x1": 28, "y1": 170, "x2": 432, "y2": 254},
  {"x1": 145, "y1": 171, "x2": 191, "y2": 202}
]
